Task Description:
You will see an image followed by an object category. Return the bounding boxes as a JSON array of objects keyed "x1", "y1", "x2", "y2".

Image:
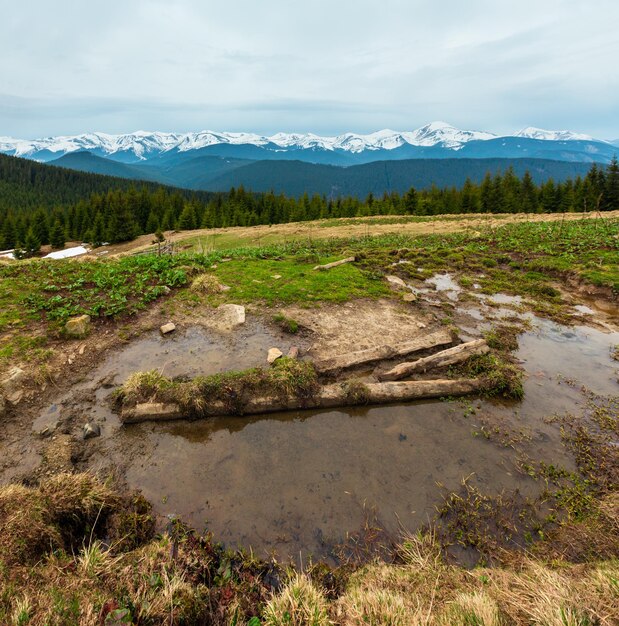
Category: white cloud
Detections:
[{"x1": 0, "y1": 0, "x2": 618, "y2": 138}]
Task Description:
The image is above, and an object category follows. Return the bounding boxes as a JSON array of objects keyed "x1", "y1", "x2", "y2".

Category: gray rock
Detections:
[
  {"x1": 83, "y1": 422, "x2": 101, "y2": 440},
  {"x1": 267, "y1": 348, "x2": 283, "y2": 364},
  {"x1": 65, "y1": 314, "x2": 91, "y2": 338},
  {"x1": 1, "y1": 366, "x2": 26, "y2": 404},
  {"x1": 217, "y1": 304, "x2": 245, "y2": 329},
  {"x1": 160, "y1": 322, "x2": 176, "y2": 335},
  {"x1": 385, "y1": 275, "x2": 407, "y2": 290}
]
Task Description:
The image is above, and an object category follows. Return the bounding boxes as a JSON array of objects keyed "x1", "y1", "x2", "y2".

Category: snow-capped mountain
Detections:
[
  {"x1": 514, "y1": 127, "x2": 595, "y2": 142},
  {"x1": 2, "y1": 121, "x2": 605, "y2": 163},
  {"x1": 1, "y1": 122, "x2": 615, "y2": 177},
  {"x1": 0, "y1": 122, "x2": 494, "y2": 160}
]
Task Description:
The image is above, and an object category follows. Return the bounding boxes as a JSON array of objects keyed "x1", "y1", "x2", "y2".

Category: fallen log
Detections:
[
  {"x1": 377, "y1": 339, "x2": 489, "y2": 381},
  {"x1": 121, "y1": 377, "x2": 483, "y2": 423},
  {"x1": 314, "y1": 329, "x2": 453, "y2": 374},
  {"x1": 313, "y1": 256, "x2": 355, "y2": 271}
]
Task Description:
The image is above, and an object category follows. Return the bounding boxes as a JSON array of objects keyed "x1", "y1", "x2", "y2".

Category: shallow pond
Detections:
[{"x1": 55, "y1": 309, "x2": 616, "y2": 562}]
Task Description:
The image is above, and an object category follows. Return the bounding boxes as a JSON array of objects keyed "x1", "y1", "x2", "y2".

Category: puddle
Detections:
[
  {"x1": 91, "y1": 321, "x2": 301, "y2": 387},
  {"x1": 488, "y1": 293, "x2": 523, "y2": 306},
  {"x1": 425, "y1": 273, "x2": 461, "y2": 301},
  {"x1": 30, "y1": 313, "x2": 619, "y2": 562}
]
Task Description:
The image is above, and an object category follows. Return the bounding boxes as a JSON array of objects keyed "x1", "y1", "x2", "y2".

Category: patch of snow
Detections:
[{"x1": 43, "y1": 246, "x2": 89, "y2": 260}]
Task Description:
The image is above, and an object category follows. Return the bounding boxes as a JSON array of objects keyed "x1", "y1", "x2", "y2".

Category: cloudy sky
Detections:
[{"x1": 1, "y1": 0, "x2": 618, "y2": 139}]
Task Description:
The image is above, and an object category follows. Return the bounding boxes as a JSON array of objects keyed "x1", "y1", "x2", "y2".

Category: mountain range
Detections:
[{"x1": 1, "y1": 122, "x2": 615, "y2": 196}]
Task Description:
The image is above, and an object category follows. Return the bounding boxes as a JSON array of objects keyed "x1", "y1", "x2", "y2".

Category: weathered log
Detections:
[
  {"x1": 377, "y1": 339, "x2": 489, "y2": 381},
  {"x1": 313, "y1": 329, "x2": 453, "y2": 374},
  {"x1": 313, "y1": 256, "x2": 355, "y2": 271},
  {"x1": 121, "y1": 377, "x2": 483, "y2": 423}
]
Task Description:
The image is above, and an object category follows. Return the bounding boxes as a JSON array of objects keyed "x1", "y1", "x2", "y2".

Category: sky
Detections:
[{"x1": 1, "y1": 0, "x2": 618, "y2": 140}]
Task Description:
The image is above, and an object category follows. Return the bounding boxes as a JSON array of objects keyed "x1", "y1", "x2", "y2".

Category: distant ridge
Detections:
[
  {"x1": 0, "y1": 122, "x2": 613, "y2": 164},
  {"x1": 49, "y1": 151, "x2": 594, "y2": 197}
]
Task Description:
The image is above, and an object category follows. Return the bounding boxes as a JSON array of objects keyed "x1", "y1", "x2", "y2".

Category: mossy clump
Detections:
[
  {"x1": 458, "y1": 353, "x2": 524, "y2": 400},
  {"x1": 343, "y1": 379, "x2": 371, "y2": 405},
  {"x1": 120, "y1": 358, "x2": 319, "y2": 416},
  {"x1": 273, "y1": 313, "x2": 300, "y2": 334},
  {"x1": 484, "y1": 325, "x2": 521, "y2": 353}
]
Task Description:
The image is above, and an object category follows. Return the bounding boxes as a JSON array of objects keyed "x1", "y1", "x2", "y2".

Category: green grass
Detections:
[
  {"x1": 211, "y1": 256, "x2": 389, "y2": 305},
  {"x1": 1, "y1": 217, "x2": 616, "y2": 367}
]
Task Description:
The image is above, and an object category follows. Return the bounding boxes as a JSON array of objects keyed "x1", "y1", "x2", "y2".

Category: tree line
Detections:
[{"x1": 1, "y1": 155, "x2": 617, "y2": 255}]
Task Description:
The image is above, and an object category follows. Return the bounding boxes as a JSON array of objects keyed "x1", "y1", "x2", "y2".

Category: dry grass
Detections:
[
  {"x1": 189, "y1": 272, "x2": 226, "y2": 294},
  {"x1": 263, "y1": 574, "x2": 331, "y2": 626},
  {"x1": 1, "y1": 475, "x2": 617, "y2": 625}
]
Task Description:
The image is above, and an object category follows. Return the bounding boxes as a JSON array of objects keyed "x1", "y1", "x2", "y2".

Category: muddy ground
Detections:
[{"x1": 1, "y1": 262, "x2": 617, "y2": 561}]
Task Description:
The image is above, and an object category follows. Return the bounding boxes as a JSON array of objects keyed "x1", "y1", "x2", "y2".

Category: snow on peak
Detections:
[
  {"x1": 0, "y1": 123, "x2": 604, "y2": 160},
  {"x1": 514, "y1": 127, "x2": 595, "y2": 142}
]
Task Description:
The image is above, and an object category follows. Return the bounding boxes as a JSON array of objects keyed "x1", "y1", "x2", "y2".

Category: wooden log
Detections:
[
  {"x1": 313, "y1": 256, "x2": 355, "y2": 271},
  {"x1": 314, "y1": 329, "x2": 453, "y2": 374},
  {"x1": 121, "y1": 377, "x2": 483, "y2": 423},
  {"x1": 377, "y1": 339, "x2": 489, "y2": 381}
]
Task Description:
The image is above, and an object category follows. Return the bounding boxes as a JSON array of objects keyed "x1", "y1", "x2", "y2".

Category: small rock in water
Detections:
[
  {"x1": 267, "y1": 348, "x2": 283, "y2": 364},
  {"x1": 65, "y1": 314, "x2": 91, "y2": 338},
  {"x1": 160, "y1": 322, "x2": 176, "y2": 335},
  {"x1": 287, "y1": 346, "x2": 300, "y2": 359},
  {"x1": 83, "y1": 422, "x2": 101, "y2": 440}
]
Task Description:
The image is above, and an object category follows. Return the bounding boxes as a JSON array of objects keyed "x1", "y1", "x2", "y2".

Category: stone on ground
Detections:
[
  {"x1": 287, "y1": 346, "x2": 300, "y2": 359},
  {"x1": 83, "y1": 422, "x2": 101, "y2": 440},
  {"x1": 217, "y1": 304, "x2": 246, "y2": 330},
  {"x1": 1, "y1": 366, "x2": 26, "y2": 404},
  {"x1": 402, "y1": 292, "x2": 417, "y2": 302},
  {"x1": 160, "y1": 322, "x2": 176, "y2": 335},
  {"x1": 65, "y1": 314, "x2": 91, "y2": 338},
  {"x1": 385, "y1": 275, "x2": 407, "y2": 290},
  {"x1": 267, "y1": 348, "x2": 283, "y2": 364}
]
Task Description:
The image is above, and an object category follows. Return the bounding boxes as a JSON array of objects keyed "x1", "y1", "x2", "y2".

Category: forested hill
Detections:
[
  {"x1": 1, "y1": 151, "x2": 617, "y2": 257},
  {"x1": 0, "y1": 152, "x2": 214, "y2": 211},
  {"x1": 199, "y1": 157, "x2": 596, "y2": 196}
]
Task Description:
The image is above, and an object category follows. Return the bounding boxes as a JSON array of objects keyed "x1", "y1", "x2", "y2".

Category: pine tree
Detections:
[
  {"x1": 23, "y1": 227, "x2": 41, "y2": 258},
  {"x1": 178, "y1": 204, "x2": 197, "y2": 230},
  {"x1": 50, "y1": 220, "x2": 66, "y2": 249},
  {"x1": 604, "y1": 155, "x2": 619, "y2": 211}
]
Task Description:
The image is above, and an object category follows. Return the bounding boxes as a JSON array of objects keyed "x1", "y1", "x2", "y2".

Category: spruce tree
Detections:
[
  {"x1": 50, "y1": 220, "x2": 66, "y2": 249},
  {"x1": 604, "y1": 155, "x2": 619, "y2": 211},
  {"x1": 23, "y1": 227, "x2": 41, "y2": 258}
]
